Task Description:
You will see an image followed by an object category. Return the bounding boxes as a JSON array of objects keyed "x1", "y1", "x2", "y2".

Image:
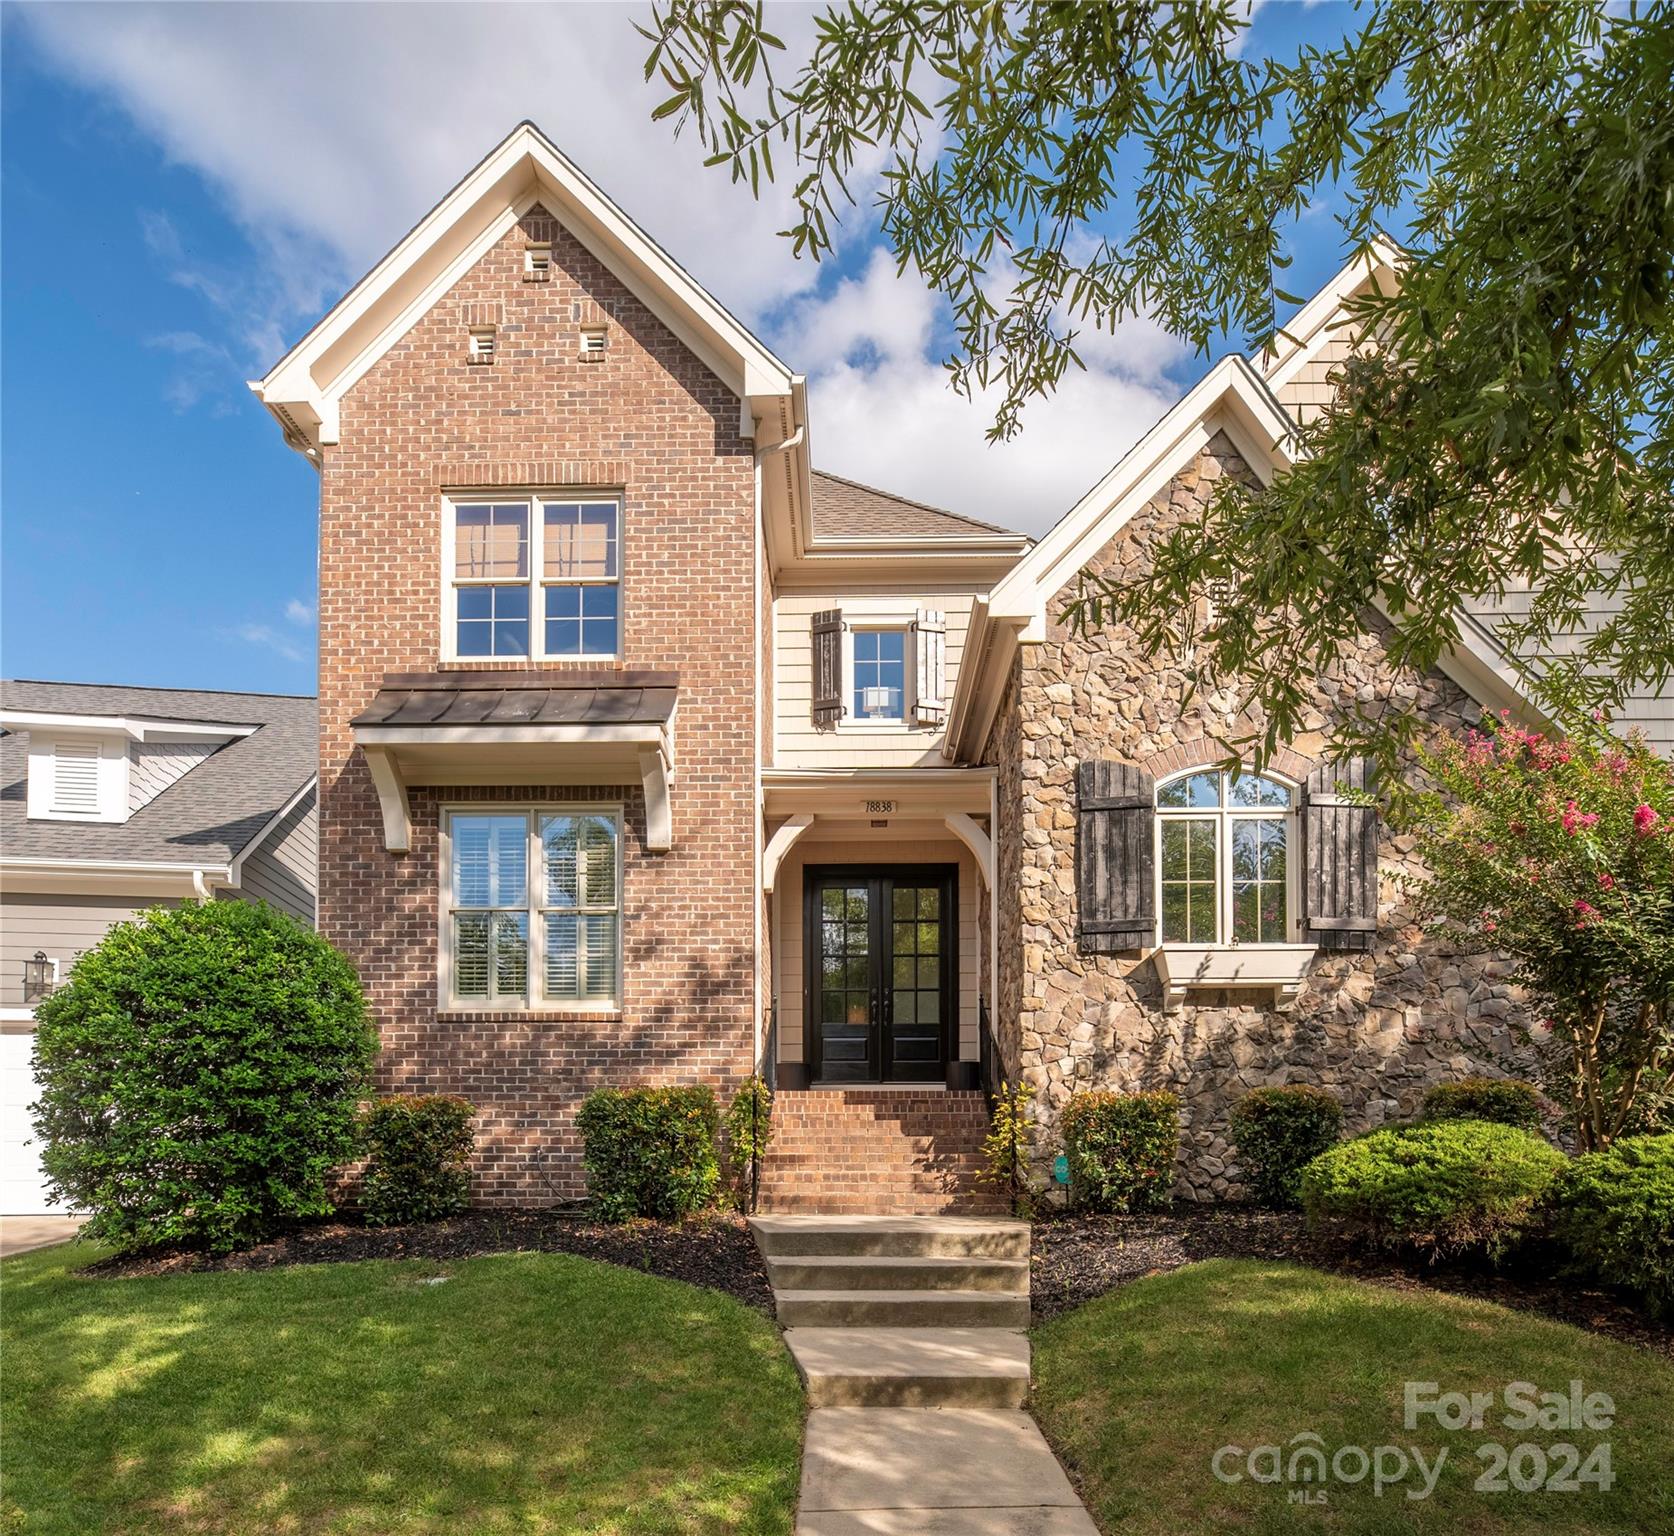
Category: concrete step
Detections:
[
  {"x1": 776, "y1": 1288, "x2": 1030, "y2": 1329},
  {"x1": 785, "y1": 1327, "x2": 1031, "y2": 1408},
  {"x1": 750, "y1": 1215, "x2": 1031, "y2": 1261},
  {"x1": 796, "y1": 1408, "x2": 1099, "y2": 1536},
  {"x1": 767, "y1": 1254, "x2": 1029, "y2": 1294}
]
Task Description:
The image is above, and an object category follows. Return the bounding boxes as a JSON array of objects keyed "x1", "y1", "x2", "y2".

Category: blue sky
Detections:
[{"x1": 1, "y1": 1, "x2": 1359, "y2": 697}]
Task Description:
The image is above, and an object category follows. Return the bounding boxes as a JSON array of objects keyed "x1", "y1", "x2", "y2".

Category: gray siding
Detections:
[
  {"x1": 229, "y1": 787, "x2": 317, "y2": 925},
  {"x1": 0, "y1": 893, "x2": 179, "y2": 1008},
  {"x1": 127, "y1": 740, "x2": 223, "y2": 811}
]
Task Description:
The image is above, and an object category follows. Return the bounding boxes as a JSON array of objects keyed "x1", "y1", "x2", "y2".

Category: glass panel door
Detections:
[
  {"x1": 808, "y1": 868, "x2": 955, "y2": 1084},
  {"x1": 813, "y1": 882, "x2": 875, "y2": 1083}
]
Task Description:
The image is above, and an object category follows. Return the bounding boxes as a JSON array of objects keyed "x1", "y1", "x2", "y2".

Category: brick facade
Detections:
[
  {"x1": 985, "y1": 434, "x2": 1538, "y2": 1200},
  {"x1": 318, "y1": 207, "x2": 757, "y2": 1202}
]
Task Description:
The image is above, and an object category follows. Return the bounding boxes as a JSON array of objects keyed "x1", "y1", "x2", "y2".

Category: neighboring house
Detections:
[
  {"x1": 0, "y1": 681, "x2": 317, "y2": 1214},
  {"x1": 250, "y1": 122, "x2": 1666, "y2": 1211}
]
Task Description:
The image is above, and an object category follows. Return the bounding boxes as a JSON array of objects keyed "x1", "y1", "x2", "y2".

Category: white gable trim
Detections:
[
  {"x1": 253, "y1": 121, "x2": 796, "y2": 455},
  {"x1": 985, "y1": 356, "x2": 1295, "y2": 641},
  {"x1": 226, "y1": 777, "x2": 317, "y2": 888},
  {"x1": 1262, "y1": 237, "x2": 1403, "y2": 392}
]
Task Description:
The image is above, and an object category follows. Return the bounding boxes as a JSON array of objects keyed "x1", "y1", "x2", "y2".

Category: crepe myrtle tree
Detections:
[
  {"x1": 1405, "y1": 715, "x2": 1674, "y2": 1151},
  {"x1": 642, "y1": 1, "x2": 1674, "y2": 764}
]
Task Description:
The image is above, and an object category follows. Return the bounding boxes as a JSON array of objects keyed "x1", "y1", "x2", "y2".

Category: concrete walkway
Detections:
[
  {"x1": 751, "y1": 1215, "x2": 1099, "y2": 1536},
  {"x1": 0, "y1": 1215, "x2": 83, "y2": 1257}
]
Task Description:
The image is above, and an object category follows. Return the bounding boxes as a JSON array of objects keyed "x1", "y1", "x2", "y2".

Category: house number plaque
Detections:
[{"x1": 864, "y1": 800, "x2": 896, "y2": 815}]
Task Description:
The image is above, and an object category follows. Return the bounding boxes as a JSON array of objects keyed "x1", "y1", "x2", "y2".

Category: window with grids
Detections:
[
  {"x1": 446, "y1": 809, "x2": 621, "y2": 1008},
  {"x1": 1156, "y1": 770, "x2": 1294, "y2": 946},
  {"x1": 448, "y1": 495, "x2": 619, "y2": 660},
  {"x1": 852, "y1": 628, "x2": 907, "y2": 720}
]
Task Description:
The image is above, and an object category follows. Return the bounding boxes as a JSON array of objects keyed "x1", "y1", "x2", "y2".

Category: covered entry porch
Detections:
[{"x1": 762, "y1": 768, "x2": 995, "y2": 1091}]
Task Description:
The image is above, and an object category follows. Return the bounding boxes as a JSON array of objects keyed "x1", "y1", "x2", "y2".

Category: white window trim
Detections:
[
  {"x1": 1154, "y1": 766, "x2": 1301, "y2": 949},
  {"x1": 23, "y1": 730, "x2": 130, "y2": 823},
  {"x1": 837, "y1": 601, "x2": 919, "y2": 731},
  {"x1": 438, "y1": 803, "x2": 624, "y2": 1014},
  {"x1": 440, "y1": 492, "x2": 623, "y2": 664}
]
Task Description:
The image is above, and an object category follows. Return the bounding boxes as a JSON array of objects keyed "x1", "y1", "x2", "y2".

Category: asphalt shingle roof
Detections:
[
  {"x1": 810, "y1": 470, "x2": 1026, "y2": 541},
  {"x1": 1, "y1": 680, "x2": 316, "y2": 868}
]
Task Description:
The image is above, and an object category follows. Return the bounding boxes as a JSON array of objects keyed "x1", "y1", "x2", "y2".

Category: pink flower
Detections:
[
  {"x1": 1482, "y1": 919, "x2": 1498, "y2": 934},
  {"x1": 1596, "y1": 872, "x2": 1616, "y2": 890},
  {"x1": 1634, "y1": 803, "x2": 1661, "y2": 836},
  {"x1": 1573, "y1": 899, "x2": 1598, "y2": 928},
  {"x1": 1560, "y1": 800, "x2": 1598, "y2": 835}
]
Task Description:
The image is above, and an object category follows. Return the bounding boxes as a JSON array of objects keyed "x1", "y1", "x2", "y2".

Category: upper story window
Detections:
[
  {"x1": 448, "y1": 495, "x2": 620, "y2": 661},
  {"x1": 1155, "y1": 769, "x2": 1295, "y2": 946},
  {"x1": 443, "y1": 807, "x2": 622, "y2": 1010},
  {"x1": 852, "y1": 628, "x2": 907, "y2": 721}
]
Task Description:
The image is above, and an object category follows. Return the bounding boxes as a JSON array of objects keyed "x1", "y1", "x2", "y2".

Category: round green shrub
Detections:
[
  {"x1": 1420, "y1": 1077, "x2": 1543, "y2": 1132},
  {"x1": 576, "y1": 1085, "x2": 720, "y2": 1221},
  {"x1": 1228, "y1": 1085, "x2": 1344, "y2": 1207},
  {"x1": 1299, "y1": 1120, "x2": 1564, "y2": 1258},
  {"x1": 1549, "y1": 1134, "x2": 1674, "y2": 1318},
  {"x1": 31, "y1": 901, "x2": 376, "y2": 1254},
  {"x1": 361, "y1": 1094, "x2": 476, "y2": 1226},
  {"x1": 1060, "y1": 1089, "x2": 1179, "y2": 1213}
]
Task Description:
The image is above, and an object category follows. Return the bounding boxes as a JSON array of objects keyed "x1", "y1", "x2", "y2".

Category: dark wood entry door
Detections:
[{"x1": 806, "y1": 866, "x2": 955, "y2": 1084}]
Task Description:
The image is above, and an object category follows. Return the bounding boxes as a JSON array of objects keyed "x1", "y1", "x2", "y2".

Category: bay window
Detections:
[{"x1": 444, "y1": 807, "x2": 622, "y2": 1009}]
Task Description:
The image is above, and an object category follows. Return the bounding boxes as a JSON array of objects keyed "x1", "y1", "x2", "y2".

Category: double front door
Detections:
[{"x1": 806, "y1": 865, "x2": 955, "y2": 1084}]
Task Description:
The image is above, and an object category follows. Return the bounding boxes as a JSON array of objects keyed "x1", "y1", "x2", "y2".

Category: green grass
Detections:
[
  {"x1": 1032, "y1": 1259, "x2": 1673, "y2": 1536},
  {"x1": 1, "y1": 1241, "x2": 802, "y2": 1535}
]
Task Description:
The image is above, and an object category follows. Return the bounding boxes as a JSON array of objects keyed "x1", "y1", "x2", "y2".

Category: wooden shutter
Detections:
[
  {"x1": 912, "y1": 609, "x2": 947, "y2": 726},
  {"x1": 1076, "y1": 760, "x2": 1155, "y2": 952},
  {"x1": 811, "y1": 609, "x2": 845, "y2": 727},
  {"x1": 1301, "y1": 758, "x2": 1379, "y2": 950},
  {"x1": 51, "y1": 740, "x2": 101, "y2": 815}
]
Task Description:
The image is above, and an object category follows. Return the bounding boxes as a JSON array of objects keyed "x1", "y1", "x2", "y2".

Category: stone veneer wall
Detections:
[{"x1": 988, "y1": 432, "x2": 1536, "y2": 1200}]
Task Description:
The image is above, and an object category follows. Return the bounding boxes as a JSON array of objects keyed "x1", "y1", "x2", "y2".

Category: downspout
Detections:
[
  {"x1": 192, "y1": 868, "x2": 212, "y2": 903},
  {"x1": 751, "y1": 418, "x2": 806, "y2": 1077}
]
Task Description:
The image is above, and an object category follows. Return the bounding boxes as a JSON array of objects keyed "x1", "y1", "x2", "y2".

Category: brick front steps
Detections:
[{"x1": 758, "y1": 1089, "x2": 1003, "y2": 1216}]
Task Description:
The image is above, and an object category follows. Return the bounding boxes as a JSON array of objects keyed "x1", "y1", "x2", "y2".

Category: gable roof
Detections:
[
  {"x1": 253, "y1": 120, "x2": 800, "y2": 457},
  {"x1": 0, "y1": 680, "x2": 316, "y2": 872},
  {"x1": 943, "y1": 350, "x2": 1550, "y2": 763},
  {"x1": 810, "y1": 470, "x2": 1026, "y2": 541},
  {"x1": 1260, "y1": 237, "x2": 1402, "y2": 391}
]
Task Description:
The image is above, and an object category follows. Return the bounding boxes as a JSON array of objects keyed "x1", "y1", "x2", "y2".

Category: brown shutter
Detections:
[
  {"x1": 811, "y1": 609, "x2": 845, "y2": 728},
  {"x1": 912, "y1": 609, "x2": 947, "y2": 726},
  {"x1": 1301, "y1": 758, "x2": 1379, "y2": 950},
  {"x1": 1076, "y1": 760, "x2": 1155, "y2": 952}
]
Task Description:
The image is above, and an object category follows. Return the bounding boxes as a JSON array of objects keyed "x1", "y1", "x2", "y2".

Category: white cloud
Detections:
[
  {"x1": 234, "y1": 623, "x2": 308, "y2": 665},
  {"x1": 16, "y1": 2, "x2": 1190, "y2": 536},
  {"x1": 284, "y1": 599, "x2": 316, "y2": 626}
]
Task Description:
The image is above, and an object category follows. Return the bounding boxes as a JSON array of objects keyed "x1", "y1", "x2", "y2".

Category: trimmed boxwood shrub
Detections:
[
  {"x1": 1549, "y1": 1134, "x2": 1674, "y2": 1317},
  {"x1": 31, "y1": 901, "x2": 375, "y2": 1254},
  {"x1": 1300, "y1": 1120, "x2": 1564, "y2": 1258},
  {"x1": 1061, "y1": 1090, "x2": 1179, "y2": 1213},
  {"x1": 361, "y1": 1095, "x2": 476, "y2": 1226},
  {"x1": 576, "y1": 1085, "x2": 720, "y2": 1221},
  {"x1": 1420, "y1": 1077, "x2": 1543, "y2": 1133},
  {"x1": 1228, "y1": 1085, "x2": 1343, "y2": 1207}
]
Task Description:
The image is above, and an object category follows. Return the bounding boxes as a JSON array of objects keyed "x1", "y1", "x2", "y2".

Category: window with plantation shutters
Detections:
[
  {"x1": 1076, "y1": 760, "x2": 1156, "y2": 951},
  {"x1": 1301, "y1": 759, "x2": 1379, "y2": 949},
  {"x1": 444, "y1": 808, "x2": 621, "y2": 1009},
  {"x1": 811, "y1": 609, "x2": 845, "y2": 726}
]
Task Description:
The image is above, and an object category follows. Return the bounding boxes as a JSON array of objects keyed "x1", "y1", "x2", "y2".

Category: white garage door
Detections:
[{"x1": 2, "y1": 1028, "x2": 64, "y2": 1215}]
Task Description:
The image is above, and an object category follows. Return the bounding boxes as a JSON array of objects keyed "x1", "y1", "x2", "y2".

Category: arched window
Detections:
[{"x1": 1155, "y1": 769, "x2": 1296, "y2": 946}]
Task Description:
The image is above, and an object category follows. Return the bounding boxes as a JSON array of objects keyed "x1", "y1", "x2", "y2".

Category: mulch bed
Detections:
[
  {"x1": 1031, "y1": 1206, "x2": 1673, "y2": 1356},
  {"x1": 82, "y1": 1209, "x2": 776, "y2": 1313}
]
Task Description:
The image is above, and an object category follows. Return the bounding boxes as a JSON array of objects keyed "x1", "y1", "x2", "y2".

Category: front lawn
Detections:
[
  {"x1": 2, "y1": 1241, "x2": 802, "y2": 1535},
  {"x1": 1032, "y1": 1259, "x2": 1673, "y2": 1535}
]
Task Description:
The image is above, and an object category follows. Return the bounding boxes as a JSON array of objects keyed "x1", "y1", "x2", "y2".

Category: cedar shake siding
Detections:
[
  {"x1": 987, "y1": 435, "x2": 1538, "y2": 1200},
  {"x1": 318, "y1": 206, "x2": 756, "y2": 1203}
]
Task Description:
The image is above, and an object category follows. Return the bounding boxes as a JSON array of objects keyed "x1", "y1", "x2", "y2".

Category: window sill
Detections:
[
  {"x1": 436, "y1": 1008, "x2": 624, "y2": 1024},
  {"x1": 1152, "y1": 943, "x2": 1316, "y2": 1013}
]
